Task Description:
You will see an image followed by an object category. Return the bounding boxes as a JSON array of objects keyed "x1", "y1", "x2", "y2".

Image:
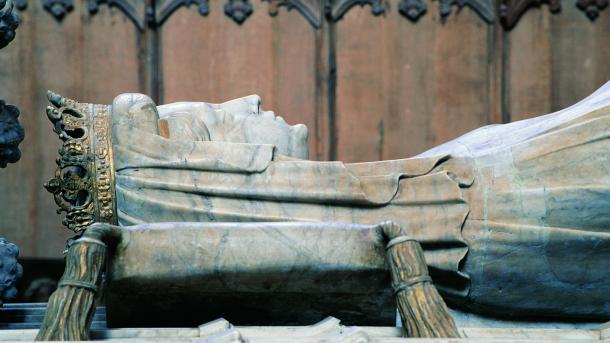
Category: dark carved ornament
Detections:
[
  {"x1": 0, "y1": 0, "x2": 23, "y2": 169},
  {"x1": 42, "y1": 0, "x2": 73, "y2": 20},
  {"x1": 156, "y1": 0, "x2": 209, "y2": 26},
  {"x1": 8, "y1": 0, "x2": 610, "y2": 32},
  {"x1": 576, "y1": 0, "x2": 608, "y2": 19},
  {"x1": 439, "y1": 0, "x2": 495, "y2": 23},
  {"x1": 88, "y1": 0, "x2": 147, "y2": 30},
  {"x1": 326, "y1": 0, "x2": 385, "y2": 21},
  {"x1": 0, "y1": 101, "x2": 23, "y2": 168},
  {"x1": 399, "y1": 0, "x2": 427, "y2": 21},
  {"x1": 224, "y1": 0, "x2": 253, "y2": 24},
  {"x1": 0, "y1": 0, "x2": 24, "y2": 306},
  {"x1": 13, "y1": 0, "x2": 24, "y2": 9},
  {"x1": 0, "y1": 0, "x2": 19, "y2": 49},
  {"x1": 499, "y1": 0, "x2": 561, "y2": 29},
  {"x1": 264, "y1": 0, "x2": 322, "y2": 28},
  {"x1": 0, "y1": 239, "x2": 23, "y2": 305},
  {"x1": 399, "y1": 0, "x2": 494, "y2": 22}
]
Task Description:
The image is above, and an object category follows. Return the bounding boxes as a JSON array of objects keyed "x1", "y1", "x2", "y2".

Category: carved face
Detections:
[
  {"x1": 158, "y1": 96, "x2": 309, "y2": 159},
  {"x1": 0, "y1": 101, "x2": 24, "y2": 168}
]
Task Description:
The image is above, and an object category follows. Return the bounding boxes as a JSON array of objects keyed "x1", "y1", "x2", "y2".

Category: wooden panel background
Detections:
[
  {"x1": 0, "y1": 0, "x2": 608, "y2": 258},
  {"x1": 334, "y1": 2, "x2": 501, "y2": 161},
  {"x1": 0, "y1": 1, "x2": 142, "y2": 257}
]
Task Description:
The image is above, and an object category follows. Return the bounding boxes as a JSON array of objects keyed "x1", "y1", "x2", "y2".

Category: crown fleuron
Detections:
[{"x1": 44, "y1": 91, "x2": 117, "y2": 233}]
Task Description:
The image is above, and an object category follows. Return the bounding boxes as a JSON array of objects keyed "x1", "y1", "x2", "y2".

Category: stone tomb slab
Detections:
[{"x1": 105, "y1": 222, "x2": 393, "y2": 327}]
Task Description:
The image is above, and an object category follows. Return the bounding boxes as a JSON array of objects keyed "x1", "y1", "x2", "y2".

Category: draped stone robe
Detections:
[{"x1": 110, "y1": 83, "x2": 610, "y2": 320}]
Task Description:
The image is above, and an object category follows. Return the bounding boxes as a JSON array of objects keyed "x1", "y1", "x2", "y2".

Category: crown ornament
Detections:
[{"x1": 44, "y1": 91, "x2": 117, "y2": 233}]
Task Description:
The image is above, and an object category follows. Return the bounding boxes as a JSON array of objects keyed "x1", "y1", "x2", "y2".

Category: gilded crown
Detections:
[{"x1": 44, "y1": 91, "x2": 117, "y2": 233}]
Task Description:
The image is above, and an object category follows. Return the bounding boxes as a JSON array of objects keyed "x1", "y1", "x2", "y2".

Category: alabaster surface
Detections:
[
  {"x1": 108, "y1": 83, "x2": 610, "y2": 321},
  {"x1": 111, "y1": 93, "x2": 471, "y2": 299},
  {"x1": 38, "y1": 81, "x2": 609, "y2": 326},
  {"x1": 106, "y1": 221, "x2": 393, "y2": 326}
]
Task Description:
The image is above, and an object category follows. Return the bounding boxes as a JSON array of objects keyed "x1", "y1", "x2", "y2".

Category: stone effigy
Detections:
[{"x1": 40, "y1": 82, "x2": 610, "y2": 335}]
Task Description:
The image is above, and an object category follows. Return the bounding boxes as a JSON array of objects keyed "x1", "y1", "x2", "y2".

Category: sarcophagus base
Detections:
[{"x1": 105, "y1": 222, "x2": 394, "y2": 327}]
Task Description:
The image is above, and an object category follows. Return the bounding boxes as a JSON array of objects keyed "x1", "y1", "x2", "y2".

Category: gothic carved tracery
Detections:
[
  {"x1": 42, "y1": 0, "x2": 73, "y2": 20},
  {"x1": 326, "y1": 0, "x2": 386, "y2": 22},
  {"x1": 439, "y1": 0, "x2": 495, "y2": 23},
  {"x1": 264, "y1": 0, "x2": 322, "y2": 28},
  {"x1": 156, "y1": 0, "x2": 209, "y2": 26},
  {"x1": 0, "y1": 0, "x2": 19, "y2": 48},
  {"x1": 88, "y1": 0, "x2": 147, "y2": 30},
  {"x1": 398, "y1": 0, "x2": 494, "y2": 22},
  {"x1": 398, "y1": 0, "x2": 426, "y2": 21},
  {"x1": 576, "y1": 0, "x2": 608, "y2": 19},
  {"x1": 10, "y1": 0, "x2": 610, "y2": 31},
  {"x1": 0, "y1": 0, "x2": 23, "y2": 169},
  {"x1": 499, "y1": 0, "x2": 561, "y2": 29},
  {"x1": 0, "y1": 101, "x2": 23, "y2": 168},
  {"x1": 224, "y1": 0, "x2": 253, "y2": 24},
  {"x1": 0, "y1": 0, "x2": 23, "y2": 306}
]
